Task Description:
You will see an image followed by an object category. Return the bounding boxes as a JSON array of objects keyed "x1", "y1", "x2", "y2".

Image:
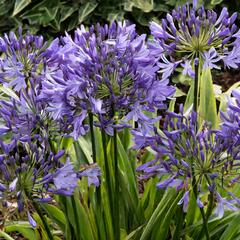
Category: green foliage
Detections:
[
  {"x1": 0, "y1": 0, "x2": 231, "y2": 38},
  {"x1": 199, "y1": 68, "x2": 218, "y2": 129}
]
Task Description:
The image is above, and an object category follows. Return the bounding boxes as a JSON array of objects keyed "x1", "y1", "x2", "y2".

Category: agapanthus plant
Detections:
[
  {"x1": 149, "y1": 1, "x2": 240, "y2": 129},
  {"x1": 149, "y1": 1, "x2": 240, "y2": 76},
  {"x1": 0, "y1": 139, "x2": 77, "y2": 206},
  {"x1": 40, "y1": 21, "x2": 175, "y2": 139},
  {"x1": 220, "y1": 89, "x2": 240, "y2": 159},
  {"x1": 133, "y1": 107, "x2": 240, "y2": 221},
  {"x1": 0, "y1": 28, "x2": 65, "y2": 143},
  {"x1": 0, "y1": 30, "x2": 101, "y2": 233},
  {"x1": 0, "y1": 28, "x2": 47, "y2": 91}
]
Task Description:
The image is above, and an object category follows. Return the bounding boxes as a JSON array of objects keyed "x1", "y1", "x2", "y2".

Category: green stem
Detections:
[
  {"x1": 101, "y1": 130, "x2": 114, "y2": 214},
  {"x1": 0, "y1": 230, "x2": 15, "y2": 240},
  {"x1": 205, "y1": 176, "x2": 215, "y2": 221},
  {"x1": 89, "y1": 113, "x2": 97, "y2": 163},
  {"x1": 59, "y1": 195, "x2": 75, "y2": 240},
  {"x1": 192, "y1": 58, "x2": 209, "y2": 239},
  {"x1": 193, "y1": 59, "x2": 199, "y2": 113},
  {"x1": 113, "y1": 128, "x2": 120, "y2": 240},
  {"x1": 71, "y1": 195, "x2": 81, "y2": 240},
  {"x1": 206, "y1": 191, "x2": 214, "y2": 220},
  {"x1": 89, "y1": 113, "x2": 101, "y2": 203},
  {"x1": 89, "y1": 113, "x2": 102, "y2": 240},
  {"x1": 32, "y1": 200, "x2": 54, "y2": 240},
  {"x1": 192, "y1": 174, "x2": 209, "y2": 240},
  {"x1": 172, "y1": 206, "x2": 186, "y2": 240}
]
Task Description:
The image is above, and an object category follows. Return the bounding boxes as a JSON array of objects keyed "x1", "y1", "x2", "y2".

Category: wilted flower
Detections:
[
  {"x1": 41, "y1": 22, "x2": 175, "y2": 139},
  {"x1": 150, "y1": 1, "x2": 240, "y2": 78},
  {"x1": 134, "y1": 107, "x2": 240, "y2": 215}
]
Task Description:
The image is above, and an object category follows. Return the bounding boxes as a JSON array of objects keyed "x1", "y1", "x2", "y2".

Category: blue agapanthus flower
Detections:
[
  {"x1": 0, "y1": 28, "x2": 47, "y2": 91},
  {"x1": 220, "y1": 89, "x2": 240, "y2": 159},
  {"x1": 149, "y1": 1, "x2": 240, "y2": 79},
  {"x1": 133, "y1": 107, "x2": 240, "y2": 216},
  {"x1": 40, "y1": 22, "x2": 175, "y2": 139},
  {"x1": 0, "y1": 140, "x2": 77, "y2": 211},
  {"x1": 0, "y1": 30, "x2": 101, "y2": 221}
]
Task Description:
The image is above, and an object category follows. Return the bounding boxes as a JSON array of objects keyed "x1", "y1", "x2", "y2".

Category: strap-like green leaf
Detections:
[
  {"x1": 199, "y1": 68, "x2": 218, "y2": 128},
  {"x1": 12, "y1": 0, "x2": 31, "y2": 16}
]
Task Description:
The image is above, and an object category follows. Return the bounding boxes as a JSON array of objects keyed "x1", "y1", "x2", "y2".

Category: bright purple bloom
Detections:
[
  {"x1": 53, "y1": 159, "x2": 78, "y2": 194},
  {"x1": 220, "y1": 89, "x2": 240, "y2": 158},
  {"x1": 41, "y1": 22, "x2": 175, "y2": 139},
  {"x1": 135, "y1": 107, "x2": 240, "y2": 214},
  {"x1": 203, "y1": 47, "x2": 221, "y2": 69},
  {"x1": 0, "y1": 28, "x2": 47, "y2": 91},
  {"x1": 149, "y1": 2, "x2": 240, "y2": 78}
]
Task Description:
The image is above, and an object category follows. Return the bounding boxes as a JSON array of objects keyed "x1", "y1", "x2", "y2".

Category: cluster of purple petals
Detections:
[
  {"x1": 0, "y1": 140, "x2": 77, "y2": 209},
  {"x1": 0, "y1": 28, "x2": 47, "y2": 91},
  {"x1": 220, "y1": 89, "x2": 240, "y2": 159},
  {"x1": 0, "y1": 31, "x2": 101, "y2": 217},
  {"x1": 133, "y1": 106, "x2": 240, "y2": 216},
  {"x1": 40, "y1": 22, "x2": 175, "y2": 138},
  {"x1": 149, "y1": 1, "x2": 240, "y2": 79}
]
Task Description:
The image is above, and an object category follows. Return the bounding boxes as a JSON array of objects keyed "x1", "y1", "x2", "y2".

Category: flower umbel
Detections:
[
  {"x1": 0, "y1": 28, "x2": 47, "y2": 91},
  {"x1": 41, "y1": 22, "x2": 175, "y2": 139},
  {"x1": 150, "y1": 2, "x2": 240, "y2": 78},
  {"x1": 134, "y1": 107, "x2": 240, "y2": 215}
]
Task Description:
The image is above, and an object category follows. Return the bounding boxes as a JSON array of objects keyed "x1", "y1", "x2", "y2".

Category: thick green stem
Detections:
[
  {"x1": 89, "y1": 113, "x2": 97, "y2": 163},
  {"x1": 205, "y1": 176, "x2": 215, "y2": 221},
  {"x1": 101, "y1": 131, "x2": 114, "y2": 212},
  {"x1": 192, "y1": 174, "x2": 209, "y2": 240},
  {"x1": 71, "y1": 195, "x2": 81, "y2": 240},
  {"x1": 172, "y1": 206, "x2": 186, "y2": 240},
  {"x1": 89, "y1": 113, "x2": 101, "y2": 204},
  {"x1": 113, "y1": 128, "x2": 120, "y2": 240},
  {"x1": 193, "y1": 59, "x2": 199, "y2": 113},
  {"x1": 206, "y1": 191, "x2": 214, "y2": 220},
  {"x1": 32, "y1": 200, "x2": 54, "y2": 240},
  {"x1": 89, "y1": 113, "x2": 102, "y2": 240},
  {"x1": 192, "y1": 58, "x2": 209, "y2": 239}
]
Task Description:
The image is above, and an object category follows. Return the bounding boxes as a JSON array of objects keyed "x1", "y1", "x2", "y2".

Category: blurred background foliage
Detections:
[{"x1": 0, "y1": 0, "x2": 239, "y2": 39}]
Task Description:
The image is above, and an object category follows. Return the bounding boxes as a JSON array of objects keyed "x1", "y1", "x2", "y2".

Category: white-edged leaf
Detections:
[
  {"x1": 0, "y1": 86, "x2": 20, "y2": 101},
  {"x1": 12, "y1": 0, "x2": 31, "y2": 16}
]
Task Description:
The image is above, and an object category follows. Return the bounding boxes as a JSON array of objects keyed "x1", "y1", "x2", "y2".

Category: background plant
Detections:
[{"x1": 0, "y1": 0, "x2": 238, "y2": 38}]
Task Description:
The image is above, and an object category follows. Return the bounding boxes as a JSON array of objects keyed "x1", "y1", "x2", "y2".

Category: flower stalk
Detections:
[
  {"x1": 113, "y1": 127, "x2": 120, "y2": 240},
  {"x1": 31, "y1": 199, "x2": 54, "y2": 240},
  {"x1": 193, "y1": 58, "x2": 199, "y2": 113}
]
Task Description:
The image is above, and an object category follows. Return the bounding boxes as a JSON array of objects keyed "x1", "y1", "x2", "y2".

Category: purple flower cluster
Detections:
[
  {"x1": 134, "y1": 107, "x2": 240, "y2": 216},
  {"x1": 0, "y1": 28, "x2": 46, "y2": 91},
  {"x1": 220, "y1": 89, "x2": 240, "y2": 158},
  {"x1": 0, "y1": 30, "x2": 100, "y2": 217},
  {"x1": 40, "y1": 22, "x2": 175, "y2": 138},
  {"x1": 0, "y1": 141, "x2": 77, "y2": 208},
  {"x1": 149, "y1": 1, "x2": 240, "y2": 79}
]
